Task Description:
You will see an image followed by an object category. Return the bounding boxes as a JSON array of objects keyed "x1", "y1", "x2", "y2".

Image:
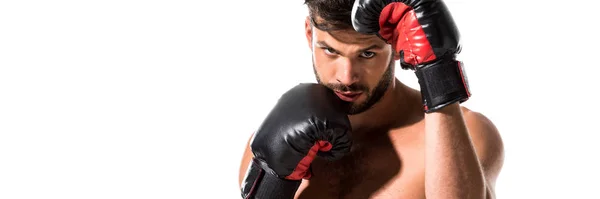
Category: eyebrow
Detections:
[{"x1": 316, "y1": 41, "x2": 383, "y2": 52}]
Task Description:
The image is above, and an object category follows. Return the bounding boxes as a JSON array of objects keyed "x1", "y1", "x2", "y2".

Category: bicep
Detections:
[
  {"x1": 238, "y1": 133, "x2": 255, "y2": 187},
  {"x1": 464, "y1": 110, "x2": 505, "y2": 197}
]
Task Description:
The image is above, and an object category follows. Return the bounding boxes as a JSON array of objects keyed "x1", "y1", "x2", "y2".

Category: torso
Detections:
[{"x1": 294, "y1": 119, "x2": 427, "y2": 199}]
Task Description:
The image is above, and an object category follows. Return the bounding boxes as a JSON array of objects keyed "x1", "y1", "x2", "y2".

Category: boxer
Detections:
[{"x1": 238, "y1": 0, "x2": 504, "y2": 198}]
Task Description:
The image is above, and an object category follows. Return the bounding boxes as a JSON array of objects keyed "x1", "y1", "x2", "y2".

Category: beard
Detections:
[{"x1": 313, "y1": 55, "x2": 395, "y2": 115}]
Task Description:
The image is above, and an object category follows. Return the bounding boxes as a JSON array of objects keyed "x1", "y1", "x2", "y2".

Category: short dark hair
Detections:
[{"x1": 304, "y1": 0, "x2": 355, "y2": 31}]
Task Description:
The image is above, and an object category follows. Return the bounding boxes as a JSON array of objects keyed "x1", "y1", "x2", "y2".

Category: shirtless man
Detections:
[{"x1": 238, "y1": 0, "x2": 505, "y2": 198}]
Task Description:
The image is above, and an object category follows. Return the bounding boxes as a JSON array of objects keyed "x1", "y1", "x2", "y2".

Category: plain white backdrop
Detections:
[{"x1": 1, "y1": 0, "x2": 599, "y2": 198}]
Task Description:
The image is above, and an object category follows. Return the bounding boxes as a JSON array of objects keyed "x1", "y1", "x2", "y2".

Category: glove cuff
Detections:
[
  {"x1": 241, "y1": 159, "x2": 301, "y2": 199},
  {"x1": 415, "y1": 58, "x2": 471, "y2": 113}
]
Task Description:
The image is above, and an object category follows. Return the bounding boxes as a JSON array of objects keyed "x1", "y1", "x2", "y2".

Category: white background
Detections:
[{"x1": 1, "y1": 0, "x2": 598, "y2": 198}]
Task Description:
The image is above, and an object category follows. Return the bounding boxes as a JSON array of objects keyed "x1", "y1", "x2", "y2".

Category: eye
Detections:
[
  {"x1": 360, "y1": 51, "x2": 376, "y2": 58},
  {"x1": 322, "y1": 47, "x2": 337, "y2": 55}
]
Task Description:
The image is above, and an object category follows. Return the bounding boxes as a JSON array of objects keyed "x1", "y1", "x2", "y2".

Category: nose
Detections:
[{"x1": 334, "y1": 58, "x2": 359, "y2": 86}]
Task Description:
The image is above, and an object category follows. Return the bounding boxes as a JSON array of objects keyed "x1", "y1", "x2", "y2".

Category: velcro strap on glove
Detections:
[
  {"x1": 415, "y1": 58, "x2": 471, "y2": 113},
  {"x1": 241, "y1": 159, "x2": 302, "y2": 199}
]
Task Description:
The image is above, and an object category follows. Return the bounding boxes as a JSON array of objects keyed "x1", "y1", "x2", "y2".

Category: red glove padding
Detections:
[{"x1": 352, "y1": 0, "x2": 471, "y2": 112}]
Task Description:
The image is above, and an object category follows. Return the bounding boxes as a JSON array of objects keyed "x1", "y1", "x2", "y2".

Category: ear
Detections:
[
  {"x1": 305, "y1": 16, "x2": 313, "y2": 50},
  {"x1": 393, "y1": 48, "x2": 401, "y2": 61}
]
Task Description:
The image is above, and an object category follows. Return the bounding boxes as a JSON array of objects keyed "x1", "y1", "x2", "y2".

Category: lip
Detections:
[{"x1": 334, "y1": 91, "x2": 362, "y2": 102}]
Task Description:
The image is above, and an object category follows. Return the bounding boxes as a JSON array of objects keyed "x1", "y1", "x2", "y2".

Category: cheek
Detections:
[
  {"x1": 363, "y1": 57, "x2": 393, "y2": 85},
  {"x1": 312, "y1": 53, "x2": 336, "y2": 78},
  {"x1": 373, "y1": 54, "x2": 393, "y2": 71}
]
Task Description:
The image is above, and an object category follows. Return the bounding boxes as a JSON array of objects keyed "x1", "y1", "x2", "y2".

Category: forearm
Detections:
[{"x1": 424, "y1": 103, "x2": 485, "y2": 199}]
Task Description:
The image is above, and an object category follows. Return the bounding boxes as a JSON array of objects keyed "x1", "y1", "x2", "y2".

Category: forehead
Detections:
[
  {"x1": 313, "y1": 27, "x2": 386, "y2": 46},
  {"x1": 310, "y1": 17, "x2": 386, "y2": 46}
]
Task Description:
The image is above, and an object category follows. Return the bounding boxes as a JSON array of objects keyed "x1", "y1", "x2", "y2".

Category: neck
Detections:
[{"x1": 348, "y1": 78, "x2": 422, "y2": 132}]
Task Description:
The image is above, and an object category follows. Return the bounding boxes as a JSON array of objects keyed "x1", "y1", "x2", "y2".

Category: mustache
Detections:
[{"x1": 325, "y1": 83, "x2": 369, "y2": 93}]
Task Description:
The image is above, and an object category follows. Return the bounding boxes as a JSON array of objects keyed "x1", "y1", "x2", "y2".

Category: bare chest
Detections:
[{"x1": 295, "y1": 129, "x2": 426, "y2": 199}]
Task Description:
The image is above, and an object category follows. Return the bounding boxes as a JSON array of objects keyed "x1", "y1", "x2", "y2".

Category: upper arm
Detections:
[
  {"x1": 462, "y1": 108, "x2": 505, "y2": 198},
  {"x1": 238, "y1": 132, "x2": 255, "y2": 188}
]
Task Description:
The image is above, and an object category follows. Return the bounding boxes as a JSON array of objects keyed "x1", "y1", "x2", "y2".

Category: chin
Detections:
[{"x1": 348, "y1": 103, "x2": 370, "y2": 115}]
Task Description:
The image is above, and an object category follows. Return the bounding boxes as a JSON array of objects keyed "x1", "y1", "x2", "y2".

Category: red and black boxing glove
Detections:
[
  {"x1": 352, "y1": 0, "x2": 471, "y2": 113},
  {"x1": 240, "y1": 83, "x2": 352, "y2": 199}
]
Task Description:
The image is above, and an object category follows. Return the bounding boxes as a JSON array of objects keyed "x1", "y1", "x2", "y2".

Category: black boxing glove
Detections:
[
  {"x1": 351, "y1": 0, "x2": 471, "y2": 113},
  {"x1": 240, "y1": 83, "x2": 352, "y2": 199}
]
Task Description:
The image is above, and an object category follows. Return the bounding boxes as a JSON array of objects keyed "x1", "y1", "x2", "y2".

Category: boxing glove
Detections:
[
  {"x1": 351, "y1": 0, "x2": 471, "y2": 113},
  {"x1": 240, "y1": 83, "x2": 352, "y2": 199}
]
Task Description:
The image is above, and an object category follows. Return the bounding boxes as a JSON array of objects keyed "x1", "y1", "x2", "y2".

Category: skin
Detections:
[{"x1": 238, "y1": 16, "x2": 505, "y2": 199}]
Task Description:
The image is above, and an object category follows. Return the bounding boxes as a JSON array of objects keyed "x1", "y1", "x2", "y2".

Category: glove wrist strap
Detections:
[
  {"x1": 241, "y1": 159, "x2": 301, "y2": 199},
  {"x1": 415, "y1": 58, "x2": 471, "y2": 113}
]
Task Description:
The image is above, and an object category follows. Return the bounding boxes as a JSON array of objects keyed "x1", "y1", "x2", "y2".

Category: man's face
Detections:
[{"x1": 305, "y1": 17, "x2": 396, "y2": 115}]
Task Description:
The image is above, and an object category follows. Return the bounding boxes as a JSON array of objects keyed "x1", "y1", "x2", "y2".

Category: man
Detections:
[{"x1": 238, "y1": 0, "x2": 504, "y2": 198}]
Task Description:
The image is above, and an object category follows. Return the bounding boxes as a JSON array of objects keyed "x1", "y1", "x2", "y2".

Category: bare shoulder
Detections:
[
  {"x1": 238, "y1": 132, "x2": 255, "y2": 188},
  {"x1": 460, "y1": 106, "x2": 505, "y2": 186}
]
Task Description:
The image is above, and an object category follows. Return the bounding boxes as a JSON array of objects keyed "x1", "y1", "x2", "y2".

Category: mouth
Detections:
[{"x1": 334, "y1": 91, "x2": 363, "y2": 102}]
